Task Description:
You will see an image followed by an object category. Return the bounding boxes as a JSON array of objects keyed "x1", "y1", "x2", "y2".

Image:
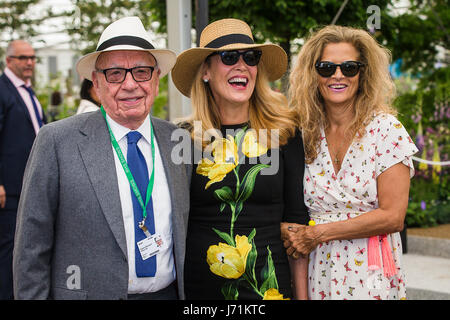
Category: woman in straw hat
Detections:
[
  {"x1": 283, "y1": 25, "x2": 418, "y2": 300},
  {"x1": 171, "y1": 18, "x2": 309, "y2": 300}
]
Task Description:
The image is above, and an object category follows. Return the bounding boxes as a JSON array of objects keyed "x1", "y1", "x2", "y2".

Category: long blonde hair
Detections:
[
  {"x1": 289, "y1": 25, "x2": 397, "y2": 164},
  {"x1": 185, "y1": 60, "x2": 297, "y2": 149}
]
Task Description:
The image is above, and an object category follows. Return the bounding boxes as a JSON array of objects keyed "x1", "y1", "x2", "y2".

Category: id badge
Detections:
[{"x1": 137, "y1": 234, "x2": 164, "y2": 260}]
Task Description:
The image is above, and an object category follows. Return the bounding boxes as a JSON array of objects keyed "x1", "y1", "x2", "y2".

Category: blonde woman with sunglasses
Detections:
[
  {"x1": 283, "y1": 25, "x2": 418, "y2": 300},
  {"x1": 172, "y1": 19, "x2": 309, "y2": 300}
]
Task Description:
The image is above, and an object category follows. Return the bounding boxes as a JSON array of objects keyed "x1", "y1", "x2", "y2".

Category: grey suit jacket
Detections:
[{"x1": 13, "y1": 110, "x2": 191, "y2": 299}]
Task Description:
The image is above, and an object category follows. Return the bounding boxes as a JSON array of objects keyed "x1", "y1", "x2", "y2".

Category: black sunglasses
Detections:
[
  {"x1": 209, "y1": 50, "x2": 262, "y2": 66},
  {"x1": 96, "y1": 66, "x2": 155, "y2": 83},
  {"x1": 315, "y1": 61, "x2": 365, "y2": 77},
  {"x1": 9, "y1": 55, "x2": 36, "y2": 61}
]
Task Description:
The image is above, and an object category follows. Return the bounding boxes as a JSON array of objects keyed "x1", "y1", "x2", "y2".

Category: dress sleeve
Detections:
[
  {"x1": 374, "y1": 114, "x2": 419, "y2": 178},
  {"x1": 282, "y1": 129, "x2": 309, "y2": 225}
]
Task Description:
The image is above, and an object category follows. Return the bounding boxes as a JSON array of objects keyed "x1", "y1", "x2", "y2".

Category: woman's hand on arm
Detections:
[
  {"x1": 282, "y1": 162, "x2": 410, "y2": 255},
  {"x1": 281, "y1": 222, "x2": 323, "y2": 256},
  {"x1": 306, "y1": 163, "x2": 411, "y2": 246},
  {"x1": 318, "y1": 162, "x2": 410, "y2": 242}
]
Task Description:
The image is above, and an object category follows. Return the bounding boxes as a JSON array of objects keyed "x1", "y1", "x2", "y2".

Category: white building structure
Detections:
[{"x1": 34, "y1": 42, "x2": 80, "y2": 93}]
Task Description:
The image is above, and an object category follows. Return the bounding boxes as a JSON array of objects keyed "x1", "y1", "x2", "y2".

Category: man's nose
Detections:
[{"x1": 121, "y1": 70, "x2": 139, "y2": 89}]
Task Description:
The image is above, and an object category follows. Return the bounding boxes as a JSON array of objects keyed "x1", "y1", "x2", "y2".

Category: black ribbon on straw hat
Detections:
[{"x1": 205, "y1": 34, "x2": 254, "y2": 48}]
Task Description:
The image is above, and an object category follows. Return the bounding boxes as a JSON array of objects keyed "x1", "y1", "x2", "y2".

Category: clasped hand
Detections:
[{"x1": 280, "y1": 222, "x2": 322, "y2": 258}]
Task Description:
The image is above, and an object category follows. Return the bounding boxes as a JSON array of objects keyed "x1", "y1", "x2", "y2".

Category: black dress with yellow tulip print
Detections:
[{"x1": 185, "y1": 123, "x2": 309, "y2": 300}]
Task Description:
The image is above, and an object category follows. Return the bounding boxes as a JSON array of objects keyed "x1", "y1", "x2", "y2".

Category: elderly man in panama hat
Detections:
[{"x1": 13, "y1": 17, "x2": 191, "y2": 300}]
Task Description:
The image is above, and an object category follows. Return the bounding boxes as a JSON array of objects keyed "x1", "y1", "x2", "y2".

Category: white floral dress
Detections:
[{"x1": 304, "y1": 114, "x2": 419, "y2": 300}]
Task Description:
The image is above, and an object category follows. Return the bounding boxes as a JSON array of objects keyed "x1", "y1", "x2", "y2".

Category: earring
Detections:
[{"x1": 203, "y1": 78, "x2": 209, "y2": 83}]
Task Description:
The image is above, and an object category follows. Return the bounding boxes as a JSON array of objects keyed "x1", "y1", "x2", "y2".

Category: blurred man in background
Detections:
[{"x1": 0, "y1": 40, "x2": 46, "y2": 300}]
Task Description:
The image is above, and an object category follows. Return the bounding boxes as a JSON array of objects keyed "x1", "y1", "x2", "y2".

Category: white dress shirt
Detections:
[
  {"x1": 76, "y1": 99, "x2": 99, "y2": 115},
  {"x1": 4, "y1": 67, "x2": 44, "y2": 135},
  {"x1": 105, "y1": 113, "x2": 175, "y2": 294}
]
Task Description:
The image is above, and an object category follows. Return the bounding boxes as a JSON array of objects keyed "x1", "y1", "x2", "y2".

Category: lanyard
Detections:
[{"x1": 100, "y1": 106, "x2": 155, "y2": 225}]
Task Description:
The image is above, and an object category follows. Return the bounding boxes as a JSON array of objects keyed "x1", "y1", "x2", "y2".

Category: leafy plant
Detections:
[{"x1": 395, "y1": 67, "x2": 449, "y2": 228}]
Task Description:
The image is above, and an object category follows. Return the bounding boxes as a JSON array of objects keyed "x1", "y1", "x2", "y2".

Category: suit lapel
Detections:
[{"x1": 77, "y1": 111, "x2": 128, "y2": 258}]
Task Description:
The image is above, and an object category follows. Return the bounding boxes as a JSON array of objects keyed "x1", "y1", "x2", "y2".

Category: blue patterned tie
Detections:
[
  {"x1": 126, "y1": 131, "x2": 156, "y2": 277},
  {"x1": 22, "y1": 85, "x2": 43, "y2": 128}
]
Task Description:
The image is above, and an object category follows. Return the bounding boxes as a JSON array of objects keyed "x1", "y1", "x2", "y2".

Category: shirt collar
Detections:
[
  {"x1": 105, "y1": 112, "x2": 152, "y2": 144},
  {"x1": 4, "y1": 67, "x2": 32, "y2": 88}
]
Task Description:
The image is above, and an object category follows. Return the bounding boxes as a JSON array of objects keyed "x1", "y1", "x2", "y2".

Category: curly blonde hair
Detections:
[
  {"x1": 184, "y1": 59, "x2": 297, "y2": 149},
  {"x1": 289, "y1": 25, "x2": 397, "y2": 164}
]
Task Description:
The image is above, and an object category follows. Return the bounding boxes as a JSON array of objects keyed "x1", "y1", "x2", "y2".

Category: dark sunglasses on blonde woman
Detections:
[{"x1": 209, "y1": 49, "x2": 262, "y2": 66}]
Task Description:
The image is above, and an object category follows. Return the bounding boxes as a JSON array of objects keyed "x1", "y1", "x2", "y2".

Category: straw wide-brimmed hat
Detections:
[
  {"x1": 171, "y1": 18, "x2": 287, "y2": 97},
  {"x1": 76, "y1": 16, "x2": 176, "y2": 81}
]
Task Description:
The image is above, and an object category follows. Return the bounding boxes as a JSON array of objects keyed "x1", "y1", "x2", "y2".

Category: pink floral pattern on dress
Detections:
[{"x1": 304, "y1": 113, "x2": 418, "y2": 300}]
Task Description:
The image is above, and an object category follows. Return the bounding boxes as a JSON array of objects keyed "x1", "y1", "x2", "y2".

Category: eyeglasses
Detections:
[
  {"x1": 315, "y1": 61, "x2": 365, "y2": 78},
  {"x1": 9, "y1": 55, "x2": 36, "y2": 61},
  {"x1": 96, "y1": 66, "x2": 155, "y2": 83},
  {"x1": 209, "y1": 50, "x2": 262, "y2": 66}
]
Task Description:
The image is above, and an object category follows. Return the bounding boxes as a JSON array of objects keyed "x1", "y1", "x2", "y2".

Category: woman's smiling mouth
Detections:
[
  {"x1": 328, "y1": 83, "x2": 348, "y2": 92},
  {"x1": 228, "y1": 76, "x2": 248, "y2": 88}
]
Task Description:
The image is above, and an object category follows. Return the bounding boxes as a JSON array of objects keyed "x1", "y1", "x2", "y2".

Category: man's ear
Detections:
[
  {"x1": 155, "y1": 69, "x2": 161, "y2": 92},
  {"x1": 91, "y1": 71, "x2": 98, "y2": 87},
  {"x1": 91, "y1": 72, "x2": 101, "y2": 101}
]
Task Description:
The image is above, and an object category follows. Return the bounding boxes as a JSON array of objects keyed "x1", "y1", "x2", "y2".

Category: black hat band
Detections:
[
  {"x1": 205, "y1": 34, "x2": 254, "y2": 49},
  {"x1": 97, "y1": 35, "x2": 155, "y2": 51}
]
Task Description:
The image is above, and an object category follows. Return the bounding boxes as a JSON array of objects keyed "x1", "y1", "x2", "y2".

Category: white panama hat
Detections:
[{"x1": 76, "y1": 16, "x2": 176, "y2": 81}]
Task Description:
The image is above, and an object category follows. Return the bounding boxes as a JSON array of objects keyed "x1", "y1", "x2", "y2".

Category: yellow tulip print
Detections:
[
  {"x1": 196, "y1": 126, "x2": 285, "y2": 299},
  {"x1": 262, "y1": 288, "x2": 290, "y2": 300},
  {"x1": 196, "y1": 135, "x2": 239, "y2": 189},
  {"x1": 213, "y1": 135, "x2": 239, "y2": 162},
  {"x1": 206, "y1": 235, "x2": 252, "y2": 279},
  {"x1": 196, "y1": 157, "x2": 215, "y2": 176},
  {"x1": 242, "y1": 130, "x2": 268, "y2": 158},
  {"x1": 196, "y1": 158, "x2": 236, "y2": 189}
]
